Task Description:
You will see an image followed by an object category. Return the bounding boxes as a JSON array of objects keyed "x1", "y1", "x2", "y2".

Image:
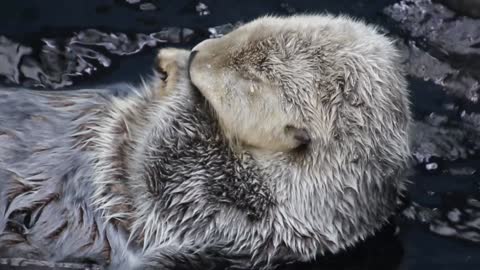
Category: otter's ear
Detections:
[{"x1": 285, "y1": 125, "x2": 311, "y2": 148}]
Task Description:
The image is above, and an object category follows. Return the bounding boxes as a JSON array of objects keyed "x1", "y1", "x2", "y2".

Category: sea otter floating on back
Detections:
[{"x1": 0, "y1": 15, "x2": 411, "y2": 269}]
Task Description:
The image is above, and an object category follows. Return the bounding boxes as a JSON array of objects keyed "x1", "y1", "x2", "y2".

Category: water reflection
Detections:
[
  {"x1": 0, "y1": 27, "x2": 195, "y2": 89},
  {"x1": 385, "y1": 0, "x2": 480, "y2": 103},
  {"x1": 384, "y1": 0, "x2": 480, "y2": 245}
]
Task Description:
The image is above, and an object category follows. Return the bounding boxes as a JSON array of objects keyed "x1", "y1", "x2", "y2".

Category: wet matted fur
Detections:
[{"x1": 0, "y1": 15, "x2": 411, "y2": 269}]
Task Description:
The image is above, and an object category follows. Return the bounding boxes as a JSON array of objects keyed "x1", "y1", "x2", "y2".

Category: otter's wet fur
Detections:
[{"x1": 0, "y1": 15, "x2": 411, "y2": 269}]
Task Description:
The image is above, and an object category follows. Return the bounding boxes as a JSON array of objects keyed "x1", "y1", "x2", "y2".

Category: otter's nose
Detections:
[{"x1": 187, "y1": 50, "x2": 198, "y2": 81}]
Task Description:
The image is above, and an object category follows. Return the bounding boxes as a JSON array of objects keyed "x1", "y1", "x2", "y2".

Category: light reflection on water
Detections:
[{"x1": 0, "y1": 27, "x2": 195, "y2": 89}]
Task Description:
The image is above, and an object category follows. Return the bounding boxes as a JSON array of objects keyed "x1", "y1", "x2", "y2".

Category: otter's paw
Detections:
[
  {"x1": 154, "y1": 48, "x2": 191, "y2": 95},
  {"x1": 154, "y1": 48, "x2": 190, "y2": 78}
]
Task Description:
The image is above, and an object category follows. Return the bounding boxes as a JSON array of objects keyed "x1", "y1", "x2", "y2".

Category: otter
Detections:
[{"x1": 0, "y1": 15, "x2": 411, "y2": 269}]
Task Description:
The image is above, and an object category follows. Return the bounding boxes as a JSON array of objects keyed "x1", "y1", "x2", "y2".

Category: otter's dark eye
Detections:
[
  {"x1": 293, "y1": 128, "x2": 311, "y2": 146},
  {"x1": 285, "y1": 125, "x2": 311, "y2": 147}
]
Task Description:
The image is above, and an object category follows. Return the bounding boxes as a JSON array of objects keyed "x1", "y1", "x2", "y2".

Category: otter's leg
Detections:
[{"x1": 154, "y1": 48, "x2": 191, "y2": 96}]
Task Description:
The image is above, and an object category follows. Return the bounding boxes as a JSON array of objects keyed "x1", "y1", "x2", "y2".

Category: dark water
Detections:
[{"x1": 0, "y1": 0, "x2": 480, "y2": 269}]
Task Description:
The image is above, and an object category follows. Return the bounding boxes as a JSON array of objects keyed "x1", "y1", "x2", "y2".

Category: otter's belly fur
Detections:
[{"x1": 0, "y1": 85, "x2": 279, "y2": 269}]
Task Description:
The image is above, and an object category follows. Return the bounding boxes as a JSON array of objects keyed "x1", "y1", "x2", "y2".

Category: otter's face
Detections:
[{"x1": 189, "y1": 20, "x2": 317, "y2": 152}]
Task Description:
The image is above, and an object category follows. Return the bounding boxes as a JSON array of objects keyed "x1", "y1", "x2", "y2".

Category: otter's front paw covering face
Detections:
[{"x1": 154, "y1": 48, "x2": 191, "y2": 95}]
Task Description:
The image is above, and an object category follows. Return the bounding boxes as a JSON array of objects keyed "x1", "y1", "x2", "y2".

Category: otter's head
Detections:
[{"x1": 189, "y1": 15, "x2": 410, "y2": 157}]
